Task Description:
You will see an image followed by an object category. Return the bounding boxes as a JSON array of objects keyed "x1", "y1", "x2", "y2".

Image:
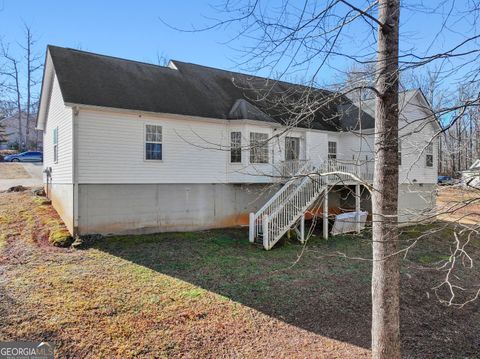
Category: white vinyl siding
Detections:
[
  {"x1": 305, "y1": 131, "x2": 328, "y2": 167},
  {"x1": 43, "y1": 74, "x2": 73, "y2": 183},
  {"x1": 77, "y1": 111, "x2": 230, "y2": 183},
  {"x1": 73, "y1": 91, "x2": 437, "y2": 185},
  {"x1": 398, "y1": 99, "x2": 438, "y2": 184}
]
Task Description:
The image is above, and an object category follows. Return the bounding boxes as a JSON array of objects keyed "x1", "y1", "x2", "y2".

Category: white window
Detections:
[
  {"x1": 426, "y1": 143, "x2": 433, "y2": 167},
  {"x1": 285, "y1": 137, "x2": 300, "y2": 161},
  {"x1": 328, "y1": 141, "x2": 337, "y2": 161},
  {"x1": 398, "y1": 139, "x2": 402, "y2": 166},
  {"x1": 230, "y1": 132, "x2": 242, "y2": 163},
  {"x1": 145, "y1": 124, "x2": 162, "y2": 160},
  {"x1": 53, "y1": 127, "x2": 58, "y2": 163},
  {"x1": 250, "y1": 132, "x2": 269, "y2": 163}
]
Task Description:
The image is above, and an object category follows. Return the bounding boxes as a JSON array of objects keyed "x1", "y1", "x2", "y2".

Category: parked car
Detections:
[
  {"x1": 3, "y1": 151, "x2": 43, "y2": 163},
  {"x1": 437, "y1": 175, "x2": 453, "y2": 185}
]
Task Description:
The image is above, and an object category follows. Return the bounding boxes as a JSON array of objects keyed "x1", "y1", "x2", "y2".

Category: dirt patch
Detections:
[
  {"x1": 0, "y1": 191, "x2": 479, "y2": 358},
  {"x1": 437, "y1": 186, "x2": 480, "y2": 225},
  {"x1": 0, "y1": 163, "x2": 30, "y2": 179}
]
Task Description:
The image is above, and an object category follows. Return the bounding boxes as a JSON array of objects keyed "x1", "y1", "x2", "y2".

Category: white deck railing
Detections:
[
  {"x1": 278, "y1": 159, "x2": 310, "y2": 178},
  {"x1": 249, "y1": 161, "x2": 326, "y2": 250},
  {"x1": 323, "y1": 159, "x2": 374, "y2": 183},
  {"x1": 261, "y1": 174, "x2": 326, "y2": 249},
  {"x1": 249, "y1": 158, "x2": 374, "y2": 250}
]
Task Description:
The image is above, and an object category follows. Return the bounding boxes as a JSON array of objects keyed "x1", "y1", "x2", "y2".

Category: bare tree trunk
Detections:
[
  {"x1": 372, "y1": 1, "x2": 401, "y2": 358},
  {"x1": 457, "y1": 119, "x2": 462, "y2": 171},
  {"x1": 477, "y1": 114, "x2": 480, "y2": 159},
  {"x1": 26, "y1": 28, "x2": 32, "y2": 149},
  {"x1": 13, "y1": 61, "x2": 23, "y2": 151},
  {"x1": 439, "y1": 134, "x2": 443, "y2": 174},
  {"x1": 469, "y1": 113, "x2": 473, "y2": 166}
]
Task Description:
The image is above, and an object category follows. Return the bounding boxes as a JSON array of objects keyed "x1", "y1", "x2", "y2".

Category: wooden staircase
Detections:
[
  {"x1": 249, "y1": 162, "x2": 326, "y2": 250},
  {"x1": 249, "y1": 159, "x2": 373, "y2": 250}
]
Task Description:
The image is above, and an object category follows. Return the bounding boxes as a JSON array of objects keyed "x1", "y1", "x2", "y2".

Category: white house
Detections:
[{"x1": 36, "y1": 46, "x2": 439, "y2": 249}]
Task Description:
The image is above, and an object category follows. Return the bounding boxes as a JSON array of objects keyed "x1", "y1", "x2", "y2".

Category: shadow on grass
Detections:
[
  {"x1": 92, "y1": 223, "x2": 480, "y2": 356},
  {"x1": 93, "y1": 227, "x2": 374, "y2": 348}
]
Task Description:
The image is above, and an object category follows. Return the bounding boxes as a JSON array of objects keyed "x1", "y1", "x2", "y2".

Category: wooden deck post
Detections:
[
  {"x1": 300, "y1": 213, "x2": 305, "y2": 243},
  {"x1": 262, "y1": 215, "x2": 269, "y2": 250},
  {"x1": 323, "y1": 188, "x2": 329, "y2": 239},
  {"x1": 249, "y1": 212, "x2": 255, "y2": 243},
  {"x1": 356, "y1": 184, "x2": 361, "y2": 233}
]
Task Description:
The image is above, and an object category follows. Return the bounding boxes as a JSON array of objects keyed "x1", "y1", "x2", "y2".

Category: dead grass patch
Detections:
[{"x1": 437, "y1": 186, "x2": 480, "y2": 225}]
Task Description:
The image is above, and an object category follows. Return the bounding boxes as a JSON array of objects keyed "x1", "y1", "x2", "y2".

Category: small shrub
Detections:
[
  {"x1": 7, "y1": 185, "x2": 29, "y2": 192},
  {"x1": 49, "y1": 227, "x2": 73, "y2": 247},
  {"x1": 71, "y1": 234, "x2": 103, "y2": 249},
  {"x1": 32, "y1": 187, "x2": 46, "y2": 197}
]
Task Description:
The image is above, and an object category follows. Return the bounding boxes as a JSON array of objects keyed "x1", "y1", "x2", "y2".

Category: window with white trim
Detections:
[
  {"x1": 250, "y1": 132, "x2": 269, "y2": 163},
  {"x1": 145, "y1": 124, "x2": 163, "y2": 160},
  {"x1": 53, "y1": 127, "x2": 58, "y2": 163},
  {"x1": 285, "y1": 136, "x2": 300, "y2": 161},
  {"x1": 328, "y1": 141, "x2": 337, "y2": 161},
  {"x1": 230, "y1": 132, "x2": 242, "y2": 163},
  {"x1": 425, "y1": 143, "x2": 433, "y2": 167}
]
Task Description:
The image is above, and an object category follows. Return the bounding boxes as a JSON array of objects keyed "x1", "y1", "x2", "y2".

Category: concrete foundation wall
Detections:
[
  {"x1": 47, "y1": 183, "x2": 74, "y2": 233},
  {"x1": 398, "y1": 183, "x2": 436, "y2": 224},
  {"x1": 77, "y1": 183, "x2": 280, "y2": 235}
]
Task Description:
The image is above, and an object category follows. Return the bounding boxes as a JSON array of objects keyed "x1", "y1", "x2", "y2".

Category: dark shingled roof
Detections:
[{"x1": 48, "y1": 45, "x2": 374, "y2": 131}]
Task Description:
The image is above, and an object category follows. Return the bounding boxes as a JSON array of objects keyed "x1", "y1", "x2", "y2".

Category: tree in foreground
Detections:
[{"x1": 371, "y1": 1, "x2": 400, "y2": 357}]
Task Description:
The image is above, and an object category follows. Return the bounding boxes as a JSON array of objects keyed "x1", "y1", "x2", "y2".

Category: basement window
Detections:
[
  {"x1": 145, "y1": 124, "x2": 163, "y2": 160},
  {"x1": 53, "y1": 127, "x2": 58, "y2": 163},
  {"x1": 230, "y1": 132, "x2": 242, "y2": 163},
  {"x1": 250, "y1": 132, "x2": 269, "y2": 163},
  {"x1": 426, "y1": 143, "x2": 433, "y2": 167}
]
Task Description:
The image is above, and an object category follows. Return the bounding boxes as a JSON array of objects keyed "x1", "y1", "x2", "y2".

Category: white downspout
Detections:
[{"x1": 72, "y1": 106, "x2": 79, "y2": 237}]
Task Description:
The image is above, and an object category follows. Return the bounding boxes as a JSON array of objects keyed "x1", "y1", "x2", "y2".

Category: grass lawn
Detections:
[{"x1": 0, "y1": 191, "x2": 479, "y2": 358}]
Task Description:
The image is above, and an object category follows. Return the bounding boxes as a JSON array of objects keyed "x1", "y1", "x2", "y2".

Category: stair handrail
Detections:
[
  {"x1": 252, "y1": 160, "x2": 312, "y2": 217},
  {"x1": 267, "y1": 172, "x2": 323, "y2": 220},
  {"x1": 263, "y1": 174, "x2": 325, "y2": 249},
  {"x1": 249, "y1": 160, "x2": 313, "y2": 243},
  {"x1": 250, "y1": 158, "x2": 374, "y2": 250}
]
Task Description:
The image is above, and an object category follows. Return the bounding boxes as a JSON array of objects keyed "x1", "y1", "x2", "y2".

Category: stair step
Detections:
[{"x1": 249, "y1": 163, "x2": 327, "y2": 250}]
